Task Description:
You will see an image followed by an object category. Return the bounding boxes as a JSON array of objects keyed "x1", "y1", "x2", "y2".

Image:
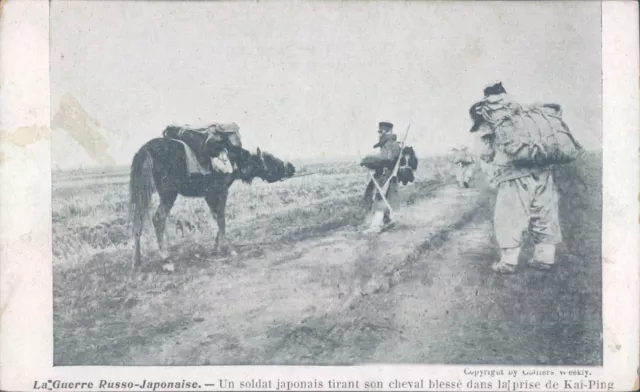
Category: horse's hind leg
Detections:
[
  {"x1": 132, "y1": 202, "x2": 147, "y2": 272},
  {"x1": 153, "y1": 192, "x2": 178, "y2": 261},
  {"x1": 133, "y1": 234, "x2": 142, "y2": 272},
  {"x1": 134, "y1": 236, "x2": 141, "y2": 264}
]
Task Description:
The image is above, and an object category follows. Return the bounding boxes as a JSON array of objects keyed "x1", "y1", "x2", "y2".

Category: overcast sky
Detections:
[{"x1": 50, "y1": 1, "x2": 602, "y2": 165}]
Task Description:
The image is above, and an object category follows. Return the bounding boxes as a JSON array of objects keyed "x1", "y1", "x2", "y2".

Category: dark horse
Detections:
[{"x1": 129, "y1": 136, "x2": 295, "y2": 270}]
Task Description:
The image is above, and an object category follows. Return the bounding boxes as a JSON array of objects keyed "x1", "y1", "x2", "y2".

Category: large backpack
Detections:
[{"x1": 470, "y1": 97, "x2": 583, "y2": 166}]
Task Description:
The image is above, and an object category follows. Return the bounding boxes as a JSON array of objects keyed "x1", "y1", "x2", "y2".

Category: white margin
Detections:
[{"x1": 0, "y1": 1, "x2": 638, "y2": 391}]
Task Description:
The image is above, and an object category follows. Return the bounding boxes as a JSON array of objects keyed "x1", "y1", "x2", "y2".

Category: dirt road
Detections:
[
  {"x1": 126, "y1": 184, "x2": 486, "y2": 364},
  {"x1": 54, "y1": 155, "x2": 602, "y2": 366}
]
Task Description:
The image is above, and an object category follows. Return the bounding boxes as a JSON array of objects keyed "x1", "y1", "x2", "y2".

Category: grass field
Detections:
[
  {"x1": 51, "y1": 156, "x2": 452, "y2": 268},
  {"x1": 52, "y1": 152, "x2": 602, "y2": 366}
]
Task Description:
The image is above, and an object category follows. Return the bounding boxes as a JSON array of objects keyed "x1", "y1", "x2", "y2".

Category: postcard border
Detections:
[{"x1": 0, "y1": 1, "x2": 638, "y2": 391}]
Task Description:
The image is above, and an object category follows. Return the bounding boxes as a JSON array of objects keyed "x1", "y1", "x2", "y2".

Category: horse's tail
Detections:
[{"x1": 129, "y1": 147, "x2": 155, "y2": 237}]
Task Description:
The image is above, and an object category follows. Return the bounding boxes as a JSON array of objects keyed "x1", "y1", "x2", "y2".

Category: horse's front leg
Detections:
[{"x1": 205, "y1": 190, "x2": 236, "y2": 257}]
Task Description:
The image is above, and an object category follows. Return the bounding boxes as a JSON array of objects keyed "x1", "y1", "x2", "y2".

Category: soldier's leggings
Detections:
[
  {"x1": 493, "y1": 170, "x2": 563, "y2": 248},
  {"x1": 456, "y1": 163, "x2": 474, "y2": 186},
  {"x1": 363, "y1": 177, "x2": 399, "y2": 215}
]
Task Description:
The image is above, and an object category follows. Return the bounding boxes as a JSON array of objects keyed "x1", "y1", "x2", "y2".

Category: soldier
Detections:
[
  {"x1": 451, "y1": 145, "x2": 476, "y2": 188},
  {"x1": 471, "y1": 82, "x2": 563, "y2": 274},
  {"x1": 360, "y1": 121, "x2": 402, "y2": 234}
]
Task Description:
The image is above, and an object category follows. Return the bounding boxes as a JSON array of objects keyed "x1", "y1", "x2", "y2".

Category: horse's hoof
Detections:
[{"x1": 162, "y1": 262, "x2": 175, "y2": 273}]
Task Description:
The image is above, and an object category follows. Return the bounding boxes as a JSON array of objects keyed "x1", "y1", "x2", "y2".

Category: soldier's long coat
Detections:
[{"x1": 361, "y1": 133, "x2": 402, "y2": 212}]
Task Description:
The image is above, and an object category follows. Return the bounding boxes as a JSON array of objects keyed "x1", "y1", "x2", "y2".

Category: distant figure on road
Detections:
[
  {"x1": 450, "y1": 146, "x2": 476, "y2": 188},
  {"x1": 469, "y1": 82, "x2": 583, "y2": 274},
  {"x1": 360, "y1": 121, "x2": 402, "y2": 234}
]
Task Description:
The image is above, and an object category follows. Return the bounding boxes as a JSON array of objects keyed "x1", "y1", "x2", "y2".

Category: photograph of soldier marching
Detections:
[
  {"x1": 450, "y1": 145, "x2": 476, "y2": 188},
  {"x1": 50, "y1": 1, "x2": 603, "y2": 367},
  {"x1": 360, "y1": 121, "x2": 417, "y2": 234},
  {"x1": 469, "y1": 82, "x2": 580, "y2": 274}
]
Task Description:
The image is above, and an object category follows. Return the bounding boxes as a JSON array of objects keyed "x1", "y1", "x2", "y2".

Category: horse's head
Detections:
[
  {"x1": 237, "y1": 148, "x2": 295, "y2": 183},
  {"x1": 259, "y1": 149, "x2": 296, "y2": 183},
  {"x1": 285, "y1": 162, "x2": 296, "y2": 178}
]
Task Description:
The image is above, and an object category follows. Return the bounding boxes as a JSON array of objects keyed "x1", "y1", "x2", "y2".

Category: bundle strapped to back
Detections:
[
  {"x1": 470, "y1": 96, "x2": 584, "y2": 166},
  {"x1": 162, "y1": 122, "x2": 243, "y2": 175},
  {"x1": 398, "y1": 146, "x2": 418, "y2": 185}
]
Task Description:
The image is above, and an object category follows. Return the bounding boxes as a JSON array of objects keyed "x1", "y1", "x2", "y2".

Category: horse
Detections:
[{"x1": 128, "y1": 136, "x2": 295, "y2": 271}]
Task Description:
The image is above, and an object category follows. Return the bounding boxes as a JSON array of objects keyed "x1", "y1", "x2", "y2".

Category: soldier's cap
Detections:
[
  {"x1": 483, "y1": 82, "x2": 507, "y2": 97},
  {"x1": 378, "y1": 122, "x2": 394, "y2": 131}
]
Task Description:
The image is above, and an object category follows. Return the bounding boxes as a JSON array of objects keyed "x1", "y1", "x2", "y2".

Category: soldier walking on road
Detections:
[
  {"x1": 360, "y1": 121, "x2": 402, "y2": 234},
  {"x1": 451, "y1": 146, "x2": 476, "y2": 188},
  {"x1": 470, "y1": 82, "x2": 572, "y2": 274}
]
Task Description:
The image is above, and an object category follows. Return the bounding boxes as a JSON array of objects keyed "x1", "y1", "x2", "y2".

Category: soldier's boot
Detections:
[
  {"x1": 381, "y1": 212, "x2": 395, "y2": 231},
  {"x1": 527, "y1": 243, "x2": 556, "y2": 271},
  {"x1": 491, "y1": 247, "x2": 519, "y2": 274},
  {"x1": 364, "y1": 210, "x2": 385, "y2": 234}
]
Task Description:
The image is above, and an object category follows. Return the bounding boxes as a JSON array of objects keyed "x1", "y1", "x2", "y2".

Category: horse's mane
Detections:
[{"x1": 261, "y1": 151, "x2": 280, "y2": 162}]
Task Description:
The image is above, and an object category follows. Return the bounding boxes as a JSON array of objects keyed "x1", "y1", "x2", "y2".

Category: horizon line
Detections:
[{"x1": 51, "y1": 149, "x2": 603, "y2": 174}]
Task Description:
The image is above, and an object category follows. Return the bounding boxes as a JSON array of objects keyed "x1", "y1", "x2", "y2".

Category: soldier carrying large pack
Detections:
[{"x1": 469, "y1": 82, "x2": 583, "y2": 274}]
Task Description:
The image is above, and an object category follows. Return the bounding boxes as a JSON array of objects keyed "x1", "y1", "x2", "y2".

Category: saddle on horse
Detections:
[{"x1": 162, "y1": 123, "x2": 243, "y2": 175}]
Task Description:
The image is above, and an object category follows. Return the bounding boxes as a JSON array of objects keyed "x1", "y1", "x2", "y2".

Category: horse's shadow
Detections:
[{"x1": 140, "y1": 238, "x2": 271, "y2": 275}]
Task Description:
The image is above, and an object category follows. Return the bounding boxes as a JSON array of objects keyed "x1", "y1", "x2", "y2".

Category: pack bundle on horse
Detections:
[
  {"x1": 129, "y1": 123, "x2": 295, "y2": 271},
  {"x1": 161, "y1": 122, "x2": 244, "y2": 174}
]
